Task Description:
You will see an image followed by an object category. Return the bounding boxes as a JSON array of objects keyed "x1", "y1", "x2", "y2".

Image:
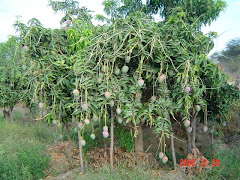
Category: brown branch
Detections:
[{"x1": 58, "y1": 45, "x2": 64, "y2": 55}]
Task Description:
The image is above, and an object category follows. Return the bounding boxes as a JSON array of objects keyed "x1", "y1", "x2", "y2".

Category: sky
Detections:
[{"x1": 0, "y1": 0, "x2": 239, "y2": 55}]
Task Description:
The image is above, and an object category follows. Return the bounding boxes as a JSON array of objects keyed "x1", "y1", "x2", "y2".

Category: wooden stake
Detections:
[
  {"x1": 171, "y1": 132, "x2": 177, "y2": 170},
  {"x1": 78, "y1": 130, "x2": 84, "y2": 173},
  {"x1": 110, "y1": 107, "x2": 114, "y2": 173}
]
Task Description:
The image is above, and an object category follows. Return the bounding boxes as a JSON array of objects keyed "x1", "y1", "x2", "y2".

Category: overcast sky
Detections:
[{"x1": 0, "y1": 0, "x2": 239, "y2": 55}]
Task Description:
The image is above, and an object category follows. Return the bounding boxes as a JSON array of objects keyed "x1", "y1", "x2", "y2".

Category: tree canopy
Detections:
[
  {"x1": 102, "y1": 0, "x2": 226, "y2": 29},
  {"x1": 0, "y1": 36, "x2": 24, "y2": 115}
]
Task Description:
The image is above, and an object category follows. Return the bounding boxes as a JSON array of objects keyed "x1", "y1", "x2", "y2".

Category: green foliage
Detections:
[
  {"x1": 118, "y1": 0, "x2": 146, "y2": 17},
  {"x1": 13, "y1": 14, "x2": 94, "y2": 126},
  {"x1": 102, "y1": 0, "x2": 120, "y2": 19},
  {"x1": 102, "y1": 0, "x2": 226, "y2": 29},
  {"x1": 205, "y1": 83, "x2": 240, "y2": 122},
  {"x1": 0, "y1": 121, "x2": 52, "y2": 180},
  {"x1": 115, "y1": 124, "x2": 134, "y2": 152},
  {"x1": 3, "y1": 1, "x2": 238, "y2": 170},
  {"x1": 76, "y1": 164, "x2": 160, "y2": 180},
  {"x1": 146, "y1": 0, "x2": 226, "y2": 27},
  {"x1": 0, "y1": 36, "x2": 23, "y2": 109},
  {"x1": 49, "y1": 0, "x2": 92, "y2": 24},
  {"x1": 82, "y1": 125, "x2": 106, "y2": 152},
  {"x1": 66, "y1": 19, "x2": 94, "y2": 53},
  {"x1": 0, "y1": 141, "x2": 50, "y2": 180}
]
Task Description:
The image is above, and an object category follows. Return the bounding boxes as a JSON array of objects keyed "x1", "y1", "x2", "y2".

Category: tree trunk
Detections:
[
  {"x1": 110, "y1": 108, "x2": 114, "y2": 173},
  {"x1": 10, "y1": 106, "x2": 14, "y2": 113},
  {"x1": 171, "y1": 132, "x2": 177, "y2": 170},
  {"x1": 137, "y1": 124, "x2": 144, "y2": 152},
  {"x1": 10, "y1": 106, "x2": 14, "y2": 121},
  {"x1": 3, "y1": 108, "x2": 8, "y2": 119},
  {"x1": 65, "y1": 123, "x2": 72, "y2": 165},
  {"x1": 134, "y1": 126, "x2": 138, "y2": 165},
  {"x1": 192, "y1": 111, "x2": 199, "y2": 149},
  {"x1": 133, "y1": 123, "x2": 144, "y2": 165},
  {"x1": 187, "y1": 132, "x2": 192, "y2": 154},
  {"x1": 3, "y1": 107, "x2": 12, "y2": 121},
  {"x1": 77, "y1": 130, "x2": 84, "y2": 173},
  {"x1": 211, "y1": 134, "x2": 214, "y2": 146}
]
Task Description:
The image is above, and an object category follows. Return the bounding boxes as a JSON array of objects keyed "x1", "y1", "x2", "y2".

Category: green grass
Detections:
[
  {"x1": 76, "y1": 164, "x2": 160, "y2": 180},
  {"x1": 12, "y1": 110, "x2": 23, "y2": 121},
  {"x1": 0, "y1": 116, "x2": 54, "y2": 180},
  {"x1": 194, "y1": 143, "x2": 240, "y2": 180}
]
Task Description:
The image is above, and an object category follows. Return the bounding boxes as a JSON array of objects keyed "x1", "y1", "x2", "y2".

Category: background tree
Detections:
[
  {"x1": 146, "y1": 0, "x2": 226, "y2": 27},
  {"x1": 211, "y1": 38, "x2": 240, "y2": 74},
  {"x1": 102, "y1": 0, "x2": 226, "y2": 29},
  {"x1": 0, "y1": 36, "x2": 23, "y2": 119},
  {"x1": 49, "y1": 0, "x2": 92, "y2": 24}
]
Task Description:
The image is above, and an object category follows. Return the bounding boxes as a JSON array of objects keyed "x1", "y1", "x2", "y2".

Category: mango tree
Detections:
[
  {"x1": 10, "y1": 0, "x2": 240, "y2": 174},
  {"x1": 0, "y1": 35, "x2": 24, "y2": 120},
  {"x1": 13, "y1": 3, "x2": 94, "y2": 171}
]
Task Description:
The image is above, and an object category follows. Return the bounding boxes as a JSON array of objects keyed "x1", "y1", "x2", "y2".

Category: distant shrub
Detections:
[
  {"x1": 0, "y1": 140, "x2": 50, "y2": 180},
  {"x1": 0, "y1": 121, "x2": 51, "y2": 180}
]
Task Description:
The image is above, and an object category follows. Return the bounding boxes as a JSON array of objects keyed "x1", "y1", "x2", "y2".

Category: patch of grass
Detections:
[
  {"x1": 30, "y1": 122, "x2": 55, "y2": 143},
  {"x1": 0, "y1": 120, "x2": 54, "y2": 143},
  {"x1": 0, "y1": 120, "x2": 53, "y2": 180},
  {"x1": 12, "y1": 110, "x2": 23, "y2": 121},
  {"x1": 0, "y1": 139, "x2": 50, "y2": 180},
  {"x1": 194, "y1": 143, "x2": 240, "y2": 180},
  {"x1": 76, "y1": 164, "x2": 160, "y2": 180}
]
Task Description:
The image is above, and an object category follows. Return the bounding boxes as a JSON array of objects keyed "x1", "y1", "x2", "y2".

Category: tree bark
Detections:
[
  {"x1": 137, "y1": 124, "x2": 144, "y2": 152},
  {"x1": 10, "y1": 106, "x2": 14, "y2": 113},
  {"x1": 134, "y1": 126, "x2": 139, "y2": 165},
  {"x1": 192, "y1": 111, "x2": 199, "y2": 149},
  {"x1": 171, "y1": 132, "x2": 177, "y2": 170},
  {"x1": 65, "y1": 123, "x2": 72, "y2": 165},
  {"x1": 77, "y1": 130, "x2": 84, "y2": 173},
  {"x1": 133, "y1": 123, "x2": 144, "y2": 165},
  {"x1": 187, "y1": 132, "x2": 192, "y2": 154},
  {"x1": 110, "y1": 108, "x2": 114, "y2": 173},
  {"x1": 3, "y1": 107, "x2": 13, "y2": 121},
  {"x1": 211, "y1": 134, "x2": 214, "y2": 146},
  {"x1": 3, "y1": 108, "x2": 9, "y2": 119},
  {"x1": 10, "y1": 106, "x2": 14, "y2": 121}
]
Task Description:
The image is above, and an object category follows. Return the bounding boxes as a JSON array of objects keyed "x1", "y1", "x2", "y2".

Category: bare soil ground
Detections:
[{"x1": 42, "y1": 141, "x2": 187, "y2": 180}]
